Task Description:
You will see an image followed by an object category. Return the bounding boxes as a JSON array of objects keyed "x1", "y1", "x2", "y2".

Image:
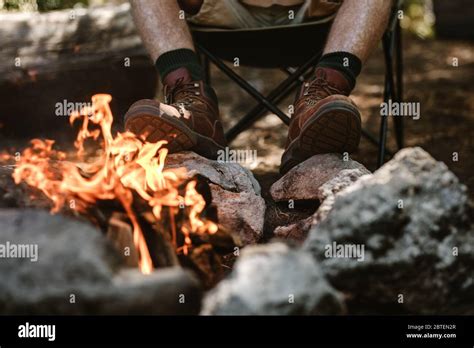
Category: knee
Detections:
[{"x1": 177, "y1": 0, "x2": 203, "y2": 15}]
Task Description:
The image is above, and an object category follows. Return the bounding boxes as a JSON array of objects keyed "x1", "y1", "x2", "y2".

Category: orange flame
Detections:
[{"x1": 11, "y1": 94, "x2": 217, "y2": 274}]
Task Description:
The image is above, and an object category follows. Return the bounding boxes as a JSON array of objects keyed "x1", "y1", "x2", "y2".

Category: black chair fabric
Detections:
[{"x1": 191, "y1": 20, "x2": 332, "y2": 68}]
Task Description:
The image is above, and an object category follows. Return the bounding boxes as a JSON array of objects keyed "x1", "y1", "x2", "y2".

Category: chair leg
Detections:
[
  {"x1": 225, "y1": 79, "x2": 300, "y2": 142},
  {"x1": 393, "y1": 20, "x2": 404, "y2": 150},
  {"x1": 198, "y1": 44, "x2": 291, "y2": 125},
  {"x1": 197, "y1": 45, "x2": 328, "y2": 140},
  {"x1": 377, "y1": 103, "x2": 389, "y2": 168},
  {"x1": 282, "y1": 66, "x2": 314, "y2": 83},
  {"x1": 225, "y1": 54, "x2": 321, "y2": 142},
  {"x1": 202, "y1": 54, "x2": 211, "y2": 85},
  {"x1": 378, "y1": 31, "x2": 396, "y2": 168}
]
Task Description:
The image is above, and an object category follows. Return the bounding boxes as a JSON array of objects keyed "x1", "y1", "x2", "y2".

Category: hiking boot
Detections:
[
  {"x1": 280, "y1": 67, "x2": 361, "y2": 174},
  {"x1": 124, "y1": 67, "x2": 227, "y2": 159}
]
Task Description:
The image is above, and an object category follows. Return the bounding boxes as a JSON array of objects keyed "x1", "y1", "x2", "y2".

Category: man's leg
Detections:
[
  {"x1": 281, "y1": 0, "x2": 393, "y2": 173},
  {"x1": 130, "y1": 0, "x2": 194, "y2": 62},
  {"x1": 323, "y1": 0, "x2": 393, "y2": 63},
  {"x1": 125, "y1": 0, "x2": 227, "y2": 160}
]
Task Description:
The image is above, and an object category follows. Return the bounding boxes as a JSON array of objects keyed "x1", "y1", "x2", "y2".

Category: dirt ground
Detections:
[{"x1": 212, "y1": 34, "x2": 474, "y2": 205}]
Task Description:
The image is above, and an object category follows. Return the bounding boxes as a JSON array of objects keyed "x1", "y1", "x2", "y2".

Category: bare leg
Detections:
[
  {"x1": 130, "y1": 0, "x2": 195, "y2": 62},
  {"x1": 323, "y1": 0, "x2": 393, "y2": 62}
]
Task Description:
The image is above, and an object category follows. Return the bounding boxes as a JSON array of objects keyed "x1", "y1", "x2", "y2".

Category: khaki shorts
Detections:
[{"x1": 188, "y1": 0, "x2": 343, "y2": 29}]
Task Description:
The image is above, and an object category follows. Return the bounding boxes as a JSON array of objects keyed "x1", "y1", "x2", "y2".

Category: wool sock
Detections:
[
  {"x1": 316, "y1": 52, "x2": 362, "y2": 90},
  {"x1": 155, "y1": 48, "x2": 204, "y2": 83}
]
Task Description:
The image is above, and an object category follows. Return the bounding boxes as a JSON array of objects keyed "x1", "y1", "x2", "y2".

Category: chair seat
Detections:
[{"x1": 191, "y1": 19, "x2": 333, "y2": 68}]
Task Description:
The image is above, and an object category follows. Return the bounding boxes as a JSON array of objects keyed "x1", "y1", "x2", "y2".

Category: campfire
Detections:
[{"x1": 4, "y1": 94, "x2": 220, "y2": 275}]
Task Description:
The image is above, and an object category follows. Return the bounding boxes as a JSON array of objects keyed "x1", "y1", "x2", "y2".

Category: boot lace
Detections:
[
  {"x1": 165, "y1": 77, "x2": 202, "y2": 110},
  {"x1": 303, "y1": 77, "x2": 343, "y2": 105}
]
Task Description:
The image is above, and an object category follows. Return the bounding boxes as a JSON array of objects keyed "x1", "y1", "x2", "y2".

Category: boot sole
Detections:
[
  {"x1": 124, "y1": 102, "x2": 225, "y2": 159},
  {"x1": 280, "y1": 100, "x2": 361, "y2": 174}
]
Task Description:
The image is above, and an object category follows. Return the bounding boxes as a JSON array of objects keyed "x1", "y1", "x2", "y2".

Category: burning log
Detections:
[
  {"x1": 1, "y1": 161, "x2": 232, "y2": 286},
  {"x1": 0, "y1": 164, "x2": 50, "y2": 209},
  {"x1": 138, "y1": 211, "x2": 180, "y2": 268},
  {"x1": 3, "y1": 94, "x2": 215, "y2": 274},
  {"x1": 106, "y1": 212, "x2": 139, "y2": 267},
  {"x1": 1, "y1": 94, "x2": 237, "y2": 290}
]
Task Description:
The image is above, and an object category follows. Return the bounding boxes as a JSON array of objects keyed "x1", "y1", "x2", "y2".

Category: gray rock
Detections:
[
  {"x1": 303, "y1": 147, "x2": 474, "y2": 314},
  {"x1": 270, "y1": 153, "x2": 369, "y2": 202},
  {"x1": 166, "y1": 152, "x2": 265, "y2": 245},
  {"x1": 316, "y1": 168, "x2": 372, "y2": 202},
  {"x1": 166, "y1": 151, "x2": 261, "y2": 194},
  {"x1": 209, "y1": 184, "x2": 265, "y2": 245},
  {"x1": 0, "y1": 209, "x2": 202, "y2": 314},
  {"x1": 201, "y1": 243, "x2": 345, "y2": 315},
  {"x1": 274, "y1": 217, "x2": 314, "y2": 242},
  {"x1": 273, "y1": 168, "x2": 371, "y2": 243}
]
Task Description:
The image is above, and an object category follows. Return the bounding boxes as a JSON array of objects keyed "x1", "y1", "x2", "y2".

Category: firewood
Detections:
[
  {"x1": 180, "y1": 244, "x2": 225, "y2": 290},
  {"x1": 139, "y1": 211, "x2": 180, "y2": 268},
  {"x1": 1, "y1": 160, "x2": 235, "y2": 282},
  {"x1": 189, "y1": 224, "x2": 240, "y2": 254},
  {"x1": 0, "y1": 165, "x2": 51, "y2": 209},
  {"x1": 106, "y1": 212, "x2": 139, "y2": 267}
]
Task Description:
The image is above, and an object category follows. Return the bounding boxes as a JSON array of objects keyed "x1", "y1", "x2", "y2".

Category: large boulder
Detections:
[
  {"x1": 272, "y1": 156, "x2": 370, "y2": 243},
  {"x1": 166, "y1": 152, "x2": 265, "y2": 245},
  {"x1": 303, "y1": 147, "x2": 474, "y2": 314},
  {"x1": 0, "y1": 209, "x2": 202, "y2": 314},
  {"x1": 201, "y1": 243, "x2": 345, "y2": 315}
]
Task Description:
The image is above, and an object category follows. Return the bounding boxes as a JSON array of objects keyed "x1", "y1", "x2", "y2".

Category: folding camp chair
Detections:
[{"x1": 190, "y1": 0, "x2": 404, "y2": 168}]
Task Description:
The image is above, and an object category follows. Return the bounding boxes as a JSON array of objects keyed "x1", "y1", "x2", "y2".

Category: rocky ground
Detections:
[
  {"x1": 202, "y1": 147, "x2": 474, "y2": 315},
  {"x1": 2, "y1": 146, "x2": 473, "y2": 315}
]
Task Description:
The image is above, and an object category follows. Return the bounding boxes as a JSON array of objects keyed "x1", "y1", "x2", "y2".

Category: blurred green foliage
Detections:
[
  {"x1": 1, "y1": 0, "x2": 36, "y2": 11},
  {"x1": 401, "y1": 0, "x2": 435, "y2": 39}
]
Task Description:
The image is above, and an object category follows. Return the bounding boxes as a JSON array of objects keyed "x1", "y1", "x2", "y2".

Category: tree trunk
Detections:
[{"x1": 0, "y1": 4, "x2": 157, "y2": 138}]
